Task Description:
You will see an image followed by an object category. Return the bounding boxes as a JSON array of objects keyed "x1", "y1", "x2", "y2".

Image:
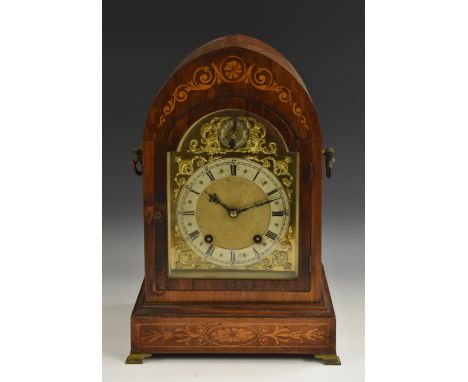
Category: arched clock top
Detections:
[{"x1": 143, "y1": 35, "x2": 322, "y2": 144}]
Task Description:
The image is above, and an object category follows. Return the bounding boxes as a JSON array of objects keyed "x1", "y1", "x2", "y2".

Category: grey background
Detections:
[{"x1": 103, "y1": 0, "x2": 364, "y2": 380}]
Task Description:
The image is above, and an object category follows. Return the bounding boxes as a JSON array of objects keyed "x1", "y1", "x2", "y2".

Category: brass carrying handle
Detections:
[
  {"x1": 131, "y1": 147, "x2": 143, "y2": 176},
  {"x1": 323, "y1": 147, "x2": 335, "y2": 178}
]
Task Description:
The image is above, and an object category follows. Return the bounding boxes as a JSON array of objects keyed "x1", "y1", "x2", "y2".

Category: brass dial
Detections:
[{"x1": 176, "y1": 157, "x2": 290, "y2": 267}]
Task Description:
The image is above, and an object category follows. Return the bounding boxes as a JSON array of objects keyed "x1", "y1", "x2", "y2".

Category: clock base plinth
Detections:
[{"x1": 128, "y1": 266, "x2": 338, "y2": 364}]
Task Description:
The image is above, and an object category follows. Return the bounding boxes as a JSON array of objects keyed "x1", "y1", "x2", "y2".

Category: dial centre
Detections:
[{"x1": 195, "y1": 176, "x2": 272, "y2": 250}]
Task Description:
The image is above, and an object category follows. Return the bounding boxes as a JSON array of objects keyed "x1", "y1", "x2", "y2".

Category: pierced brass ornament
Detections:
[
  {"x1": 187, "y1": 116, "x2": 277, "y2": 156},
  {"x1": 173, "y1": 115, "x2": 293, "y2": 201}
]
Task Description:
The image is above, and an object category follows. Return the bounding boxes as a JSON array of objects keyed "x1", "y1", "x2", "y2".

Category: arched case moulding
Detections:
[{"x1": 127, "y1": 35, "x2": 339, "y2": 365}]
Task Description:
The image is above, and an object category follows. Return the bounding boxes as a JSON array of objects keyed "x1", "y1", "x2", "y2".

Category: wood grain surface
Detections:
[{"x1": 130, "y1": 35, "x2": 336, "y2": 357}]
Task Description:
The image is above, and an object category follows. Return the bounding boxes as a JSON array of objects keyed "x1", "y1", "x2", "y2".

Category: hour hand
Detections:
[{"x1": 207, "y1": 192, "x2": 232, "y2": 213}]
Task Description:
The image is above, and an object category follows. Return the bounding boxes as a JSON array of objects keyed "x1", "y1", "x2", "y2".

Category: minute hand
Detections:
[{"x1": 237, "y1": 198, "x2": 280, "y2": 214}]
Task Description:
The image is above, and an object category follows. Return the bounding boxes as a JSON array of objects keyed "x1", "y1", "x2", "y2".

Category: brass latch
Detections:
[
  {"x1": 323, "y1": 147, "x2": 335, "y2": 178},
  {"x1": 131, "y1": 147, "x2": 143, "y2": 176}
]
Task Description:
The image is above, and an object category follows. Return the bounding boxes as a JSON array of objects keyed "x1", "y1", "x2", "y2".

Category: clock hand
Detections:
[
  {"x1": 206, "y1": 192, "x2": 280, "y2": 217},
  {"x1": 237, "y1": 198, "x2": 281, "y2": 214},
  {"x1": 206, "y1": 192, "x2": 232, "y2": 213}
]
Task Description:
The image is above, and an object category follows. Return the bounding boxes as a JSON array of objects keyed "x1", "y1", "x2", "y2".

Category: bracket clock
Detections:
[{"x1": 127, "y1": 35, "x2": 339, "y2": 365}]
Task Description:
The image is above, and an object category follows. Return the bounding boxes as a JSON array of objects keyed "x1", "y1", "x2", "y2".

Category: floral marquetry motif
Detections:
[
  {"x1": 223, "y1": 59, "x2": 243, "y2": 80},
  {"x1": 157, "y1": 56, "x2": 309, "y2": 130},
  {"x1": 208, "y1": 326, "x2": 258, "y2": 345},
  {"x1": 137, "y1": 323, "x2": 328, "y2": 347}
]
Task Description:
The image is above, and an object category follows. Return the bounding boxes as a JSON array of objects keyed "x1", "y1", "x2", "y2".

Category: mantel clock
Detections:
[{"x1": 127, "y1": 35, "x2": 339, "y2": 365}]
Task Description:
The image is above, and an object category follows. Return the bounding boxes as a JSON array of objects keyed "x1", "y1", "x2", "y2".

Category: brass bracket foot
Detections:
[
  {"x1": 125, "y1": 353, "x2": 152, "y2": 364},
  {"x1": 314, "y1": 353, "x2": 341, "y2": 365}
]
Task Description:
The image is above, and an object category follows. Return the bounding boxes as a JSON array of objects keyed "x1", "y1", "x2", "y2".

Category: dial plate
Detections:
[{"x1": 176, "y1": 158, "x2": 290, "y2": 267}]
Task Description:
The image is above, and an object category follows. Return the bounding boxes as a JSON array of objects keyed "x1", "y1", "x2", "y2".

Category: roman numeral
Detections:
[
  {"x1": 272, "y1": 211, "x2": 285, "y2": 217},
  {"x1": 183, "y1": 211, "x2": 195, "y2": 215},
  {"x1": 231, "y1": 251, "x2": 235, "y2": 263},
  {"x1": 189, "y1": 188, "x2": 200, "y2": 195},
  {"x1": 265, "y1": 230, "x2": 278, "y2": 240},
  {"x1": 253, "y1": 247, "x2": 261, "y2": 259},
  {"x1": 206, "y1": 170, "x2": 215, "y2": 181},
  {"x1": 267, "y1": 188, "x2": 278, "y2": 196},
  {"x1": 205, "y1": 245, "x2": 215, "y2": 257},
  {"x1": 252, "y1": 170, "x2": 260, "y2": 181},
  {"x1": 230, "y1": 163, "x2": 237, "y2": 176},
  {"x1": 188, "y1": 230, "x2": 200, "y2": 240}
]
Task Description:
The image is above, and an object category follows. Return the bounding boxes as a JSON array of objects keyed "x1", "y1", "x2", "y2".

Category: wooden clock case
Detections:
[{"x1": 127, "y1": 35, "x2": 339, "y2": 365}]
